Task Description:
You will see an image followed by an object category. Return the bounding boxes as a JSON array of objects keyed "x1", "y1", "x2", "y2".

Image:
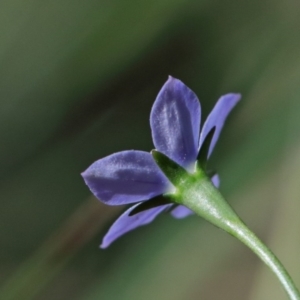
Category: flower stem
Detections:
[
  {"x1": 174, "y1": 169, "x2": 300, "y2": 300},
  {"x1": 228, "y1": 218, "x2": 300, "y2": 300}
]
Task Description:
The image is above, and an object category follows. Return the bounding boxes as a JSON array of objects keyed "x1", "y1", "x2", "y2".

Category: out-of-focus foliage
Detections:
[{"x1": 0, "y1": 0, "x2": 300, "y2": 299}]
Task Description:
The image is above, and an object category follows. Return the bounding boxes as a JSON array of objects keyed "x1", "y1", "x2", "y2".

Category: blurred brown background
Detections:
[{"x1": 1, "y1": 0, "x2": 300, "y2": 299}]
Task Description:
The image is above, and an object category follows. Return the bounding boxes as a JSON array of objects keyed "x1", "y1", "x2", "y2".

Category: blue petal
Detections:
[
  {"x1": 150, "y1": 76, "x2": 201, "y2": 169},
  {"x1": 199, "y1": 93, "x2": 241, "y2": 158},
  {"x1": 81, "y1": 150, "x2": 171, "y2": 205},
  {"x1": 171, "y1": 205, "x2": 194, "y2": 219},
  {"x1": 101, "y1": 203, "x2": 172, "y2": 248},
  {"x1": 211, "y1": 173, "x2": 220, "y2": 188},
  {"x1": 171, "y1": 173, "x2": 220, "y2": 219}
]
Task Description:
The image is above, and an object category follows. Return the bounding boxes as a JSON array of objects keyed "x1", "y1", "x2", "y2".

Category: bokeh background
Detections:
[{"x1": 1, "y1": 0, "x2": 300, "y2": 299}]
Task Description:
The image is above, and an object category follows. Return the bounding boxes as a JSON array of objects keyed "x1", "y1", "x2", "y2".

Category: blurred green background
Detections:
[{"x1": 1, "y1": 0, "x2": 300, "y2": 299}]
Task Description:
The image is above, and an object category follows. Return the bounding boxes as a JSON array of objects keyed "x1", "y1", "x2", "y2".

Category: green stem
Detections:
[
  {"x1": 173, "y1": 168, "x2": 300, "y2": 300},
  {"x1": 229, "y1": 219, "x2": 300, "y2": 300}
]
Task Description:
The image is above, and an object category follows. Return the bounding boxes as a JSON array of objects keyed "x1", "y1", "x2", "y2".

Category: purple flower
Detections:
[{"x1": 82, "y1": 77, "x2": 240, "y2": 248}]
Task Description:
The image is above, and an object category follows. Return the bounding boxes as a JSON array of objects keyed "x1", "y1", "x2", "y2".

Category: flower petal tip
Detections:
[
  {"x1": 165, "y1": 76, "x2": 184, "y2": 87},
  {"x1": 80, "y1": 169, "x2": 89, "y2": 180},
  {"x1": 224, "y1": 93, "x2": 242, "y2": 103},
  {"x1": 100, "y1": 242, "x2": 109, "y2": 249},
  {"x1": 80, "y1": 168, "x2": 93, "y2": 188},
  {"x1": 167, "y1": 75, "x2": 176, "y2": 81}
]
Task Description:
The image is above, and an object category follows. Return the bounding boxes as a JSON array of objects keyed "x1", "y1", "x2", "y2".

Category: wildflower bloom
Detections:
[{"x1": 82, "y1": 77, "x2": 240, "y2": 248}]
